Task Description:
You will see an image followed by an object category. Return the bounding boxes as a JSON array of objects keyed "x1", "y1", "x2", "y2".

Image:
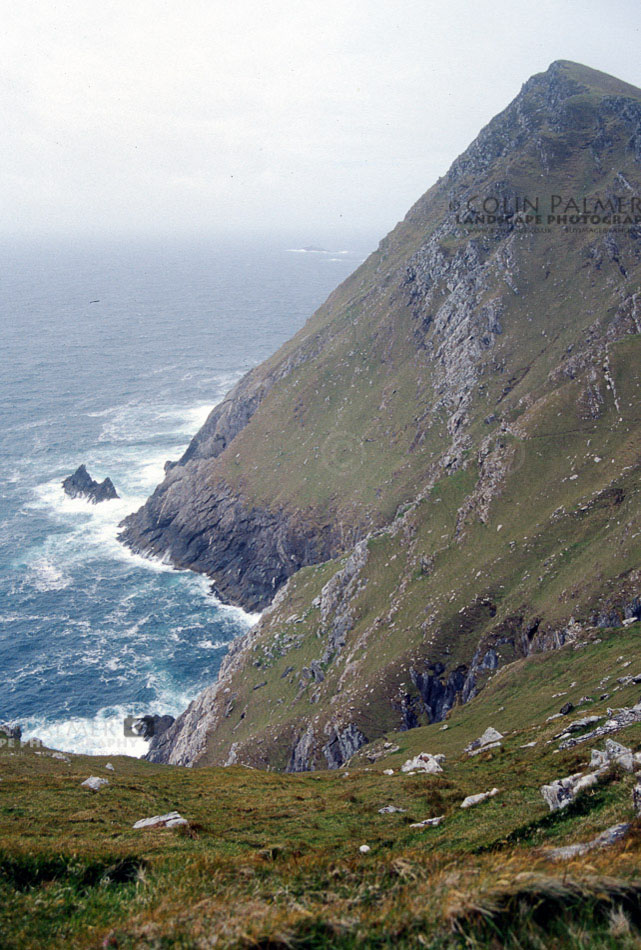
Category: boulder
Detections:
[
  {"x1": 541, "y1": 770, "x2": 601, "y2": 811},
  {"x1": 105, "y1": 763, "x2": 115, "y2": 771},
  {"x1": 409, "y1": 815, "x2": 444, "y2": 828},
  {"x1": 378, "y1": 805, "x2": 405, "y2": 814},
  {"x1": 633, "y1": 784, "x2": 641, "y2": 816},
  {"x1": 132, "y1": 811, "x2": 188, "y2": 830},
  {"x1": 81, "y1": 776, "x2": 109, "y2": 791},
  {"x1": 465, "y1": 727, "x2": 503, "y2": 755},
  {"x1": 400, "y1": 752, "x2": 444, "y2": 774},
  {"x1": 543, "y1": 822, "x2": 630, "y2": 861},
  {"x1": 460, "y1": 787, "x2": 499, "y2": 809},
  {"x1": 62, "y1": 465, "x2": 119, "y2": 504},
  {"x1": 589, "y1": 739, "x2": 635, "y2": 772},
  {"x1": 359, "y1": 844, "x2": 371, "y2": 854}
]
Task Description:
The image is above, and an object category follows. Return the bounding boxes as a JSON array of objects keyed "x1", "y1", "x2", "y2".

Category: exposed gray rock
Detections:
[
  {"x1": 409, "y1": 815, "x2": 444, "y2": 828},
  {"x1": 460, "y1": 788, "x2": 499, "y2": 809},
  {"x1": 132, "y1": 811, "x2": 188, "y2": 830},
  {"x1": 288, "y1": 724, "x2": 316, "y2": 772},
  {"x1": 589, "y1": 738, "x2": 635, "y2": 772},
  {"x1": 81, "y1": 776, "x2": 109, "y2": 791},
  {"x1": 465, "y1": 726, "x2": 503, "y2": 754},
  {"x1": 322, "y1": 723, "x2": 368, "y2": 769},
  {"x1": 401, "y1": 752, "x2": 444, "y2": 774},
  {"x1": 559, "y1": 702, "x2": 641, "y2": 750},
  {"x1": 63, "y1": 465, "x2": 119, "y2": 503},
  {"x1": 541, "y1": 770, "x2": 602, "y2": 811},
  {"x1": 378, "y1": 805, "x2": 406, "y2": 814},
  {"x1": 543, "y1": 822, "x2": 630, "y2": 861},
  {"x1": 411, "y1": 663, "x2": 470, "y2": 724},
  {"x1": 131, "y1": 714, "x2": 175, "y2": 740}
]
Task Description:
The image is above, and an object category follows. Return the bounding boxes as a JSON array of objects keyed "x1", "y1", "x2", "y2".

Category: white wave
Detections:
[
  {"x1": 196, "y1": 638, "x2": 230, "y2": 650},
  {"x1": 22, "y1": 707, "x2": 150, "y2": 757},
  {"x1": 26, "y1": 557, "x2": 70, "y2": 592}
]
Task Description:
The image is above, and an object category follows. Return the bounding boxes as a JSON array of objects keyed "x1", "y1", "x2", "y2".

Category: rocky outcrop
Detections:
[
  {"x1": 131, "y1": 714, "x2": 175, "y2": 741},
  {"x1": 120, "y1": 475, "x2": 343, "y2": 611},
  {"x1": 128, "y1": 61, "x2": 641, "y2": 771},
  {"x1": 63, "y1": 465, "x2": 118, "y2": 503}
]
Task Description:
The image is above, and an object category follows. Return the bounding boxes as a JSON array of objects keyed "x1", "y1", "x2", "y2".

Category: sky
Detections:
[{"x1": 2, "y1": 0, "x2": 641, "y2": 242}]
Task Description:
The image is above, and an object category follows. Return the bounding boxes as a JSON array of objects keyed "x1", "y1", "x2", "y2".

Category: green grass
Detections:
[{"x1": 4, "y1": 624, "x2": 641, "y2": 946}]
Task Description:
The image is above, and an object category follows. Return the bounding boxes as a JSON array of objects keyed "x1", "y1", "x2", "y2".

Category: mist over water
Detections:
[{"x1": 0, "y1": 234, "x2": 371, "y2": 755}]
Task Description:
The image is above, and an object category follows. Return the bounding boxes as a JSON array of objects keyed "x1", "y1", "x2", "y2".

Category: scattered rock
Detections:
[
  {"x1": 401, "y1": 753, "x2": 444, "y2": 774},
  {"x1": 633, "y1": 784, "x2": 641, "y2": 816},
  {"x1": 465, "y1": 727, "x2": 503, "y2": 755},
  {"x1": 105, "y1": 762, "x2": 115, "y2": 771},
  {"x1": 589, "y1": 738, "x2": 635, "y2": 772},
  {"x1": 560, "y1": 702, "x2": 575, "y2": 715},
  {"x1": 559, "y1": 702, "x2": 641, "y2": 750},
  {"x1": 132, "y1": 811, "x2": 188, "y2": 830},
  {"x1": 359, "y1": 844, "x2": 371, "y2": 854},
  {"x1": 383, "y1": 769, "x2": 394, "y2": 775},
  {"x1": 541, "y1": 770, "x2": 601, "y2": 811},
  {"x1": 520, "y1": 741, "x2": 537, "y2": 749},
  {"x1": 409, "y1": 815, "x2": 444, "y2": 828},
  {"x1": 62, "y1": 465, "x2": 119, "y2": 503},
  {"x1": 81, "y1": 776, "x2": 109, "y2": 791},
  {"x1": 460, "y1": 788, "x2": 499, "y2": 809},
  {"x1": 50, "y1": 752, "x2": 70, "y2": 762},
  {"x1": 543, "y1": 823, "x2": 630, "y2": 861},
  {"x1": 553, "y1": 716, "x2": 602, "y2": 739},
  {"x1": 378, "y1": 805, "x2": 405, "y2": 814}
]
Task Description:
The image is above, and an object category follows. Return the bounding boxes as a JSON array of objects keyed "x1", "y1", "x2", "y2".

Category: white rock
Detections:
[
  {"x1": 541, "y1": 770, "x2": 601, "y2": 812},
  {"x1": 468, "y1": 741, "x2": 502, "y2": 756},
  {"x1": 132, "y1": 810, "x2": 186, "y2": 830},
  {"x1": 383, "y1": 769, "x2": 394, "y2": 775},
  {"x1": 460, "y1": 788, "x2": 499, "y2": 809},
  {"x1": 401, "y1": 753, "x2": 443, "y2": 774},
  {"x1": 544, "y1": 823, "x2": 630, "y2": 861},
  {"x1": 359, "y1": 844, "x2": 370, "y2": 854},
  {"x1": 465, "y1": 727, "x2": 503, "y2": 755},
  {"x1": 105, "y1": 762, "x2": 115, "y2": 771},
  {"x1": 81, "y1": 776, "x2": 108, "y2": 791},
  {"x1": 520, "y1": 741, "x2": 537, "y2": 749},
  {"x1": 409, "y1": 815, "x2": 444, "y2": 828},
  {"x1": 378, "y1": 805, "x2": 405, "y2": 814}
]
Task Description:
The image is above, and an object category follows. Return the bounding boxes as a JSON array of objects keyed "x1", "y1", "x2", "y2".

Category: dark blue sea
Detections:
[{"x1": 0, "y1": 234, "x2": 370, "y2": 755}]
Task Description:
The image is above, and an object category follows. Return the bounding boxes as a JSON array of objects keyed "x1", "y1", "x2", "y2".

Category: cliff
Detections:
[{"x1": 120, "y1": 61, "x2": 641, "y2": 770}]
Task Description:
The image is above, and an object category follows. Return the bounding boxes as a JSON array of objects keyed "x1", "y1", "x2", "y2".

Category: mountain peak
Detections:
[{"x1": 525, "y1": 59, "x2": 641, "y2": 103}]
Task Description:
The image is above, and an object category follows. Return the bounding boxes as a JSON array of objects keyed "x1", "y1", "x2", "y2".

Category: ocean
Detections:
[{"x1": 0, "y1": 234, "x2": 370, "y2": 756}]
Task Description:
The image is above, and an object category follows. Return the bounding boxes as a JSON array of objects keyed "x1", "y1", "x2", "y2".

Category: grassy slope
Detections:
[
  {"x1": 5, "y1": 625, "x2": 641, "y2": 947},
  {"x1": 193, "y1": 330, "x2": 641, "y2": 769},
  {"x1": 176, "y1": 60, "x2": 641, "y2": 768}
]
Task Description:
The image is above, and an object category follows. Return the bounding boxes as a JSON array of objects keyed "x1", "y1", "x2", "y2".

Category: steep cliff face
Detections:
[{"x1": 129, "y1": 61, "x2": 641, "y2": 769}]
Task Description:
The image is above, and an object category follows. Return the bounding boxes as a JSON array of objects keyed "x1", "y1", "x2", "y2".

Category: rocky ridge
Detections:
[{"x1": 134, "y1": 61, "x2": 641, "y2": 771}]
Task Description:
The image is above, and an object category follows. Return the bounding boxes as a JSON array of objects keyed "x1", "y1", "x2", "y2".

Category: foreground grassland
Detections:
[{"x1": 4, "y1": 626, "x2": 641, "y2": 948}]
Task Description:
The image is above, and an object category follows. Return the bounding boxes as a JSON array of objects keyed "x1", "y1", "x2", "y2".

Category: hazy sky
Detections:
[{"x1": 3, "y1": 0, "x2": 641, "y2": 241}]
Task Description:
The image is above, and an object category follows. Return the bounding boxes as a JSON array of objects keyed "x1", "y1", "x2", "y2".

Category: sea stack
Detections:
[{"x1": 62, "y1": 465, "x2": 119, "y2": 504}]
